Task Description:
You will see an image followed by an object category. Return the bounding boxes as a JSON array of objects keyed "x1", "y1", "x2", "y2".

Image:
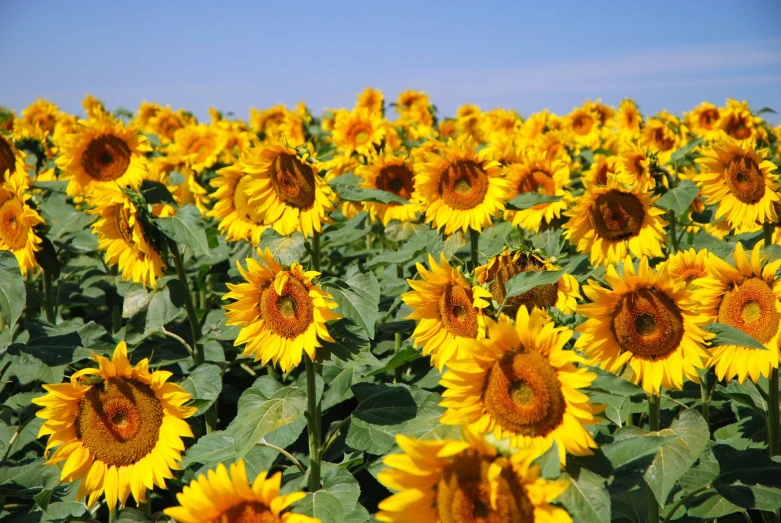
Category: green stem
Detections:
[
  {"x1": 700, "y1": 373, "x2": 710, "y2": 427},
  {"x1": 769, "y1": 367, "x2": 779, "y2": 457},
  {"x1": 43, "y1": 270, "x2": 55, "y2": 323},
  {"x1": 648, "y1": 393, "x2": 661, "y2": 523},
  {"x1": 668, "y1": 211, "x2": 678, "y2": 255},
  {"x1": 305, "y1": 357, "x2": 321, "y2": 491},
  {"x1": 662, "y1": 485, "x2": 712, "y2": 523},
  {"x1": 765, "y1": 222, "x2": 775, "y2": 246},
  {"x1": 312, "y1": 231, "x2": 321, "y2": 272},
  {"x1": 110, "y1": 266, "x2": 121, "y2": 334},
  {"x1": 257, "y1": 440, "x2": 306, "y2": 475},
  {"x1": 394, "y1": 262, "x2": 403, "y2": 383},
  {"x1": 469, "y1": 228, "x2": 479, "y2": 271},
  {"x1": 168, "y1": 241, "x2": 204, "y2": 365}
]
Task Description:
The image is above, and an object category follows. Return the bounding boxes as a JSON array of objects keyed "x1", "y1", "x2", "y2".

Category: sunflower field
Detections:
[{"x1": 0, "y1": 91, "x2": 780, "y2": 523}]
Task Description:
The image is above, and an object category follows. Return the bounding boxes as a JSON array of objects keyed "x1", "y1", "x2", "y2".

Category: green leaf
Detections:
[
  {"x1": 331, "y1": 177, "x2": 410, "y2": 205},
  {"x1": 686, "y1": 492, "x2": 742, "y2": 518},
  {"x1": 182, "y1": 431, "x2": 237, "y2": 468},
  {"x1": 145, "y1": 279, "x2": 187, "y2": 331},
  {"x1": 181, "y1": 364, "x2": 222, "y2": 416},
  {"x1": 298, "y1": 490, "x2": 344, "y2": 523},
  {"x1": 506, "y1": 193, "x2": 562, "y2": 211},
  {"x1": 322, "y1": 267, "x2": 380, "y2": 339},
  {"x1": 367, "y1": 347, "x2": 422, "y2": 377},
  {"x1": 670, "y1": 137, "x2": 703, "y2": 164},
  {"x1": 41, "y1": 501, "x2": 89, "y2": 522},
  {"x1": 156, "y1": 204, "x2": 210, "y2": 256},
  {"x1": 559, "y1": 468, "x2": 611, "y2": 523},
  {"x1": 602, "y1": 427, "x2": 678, "y2": 470},
  {"x1": 321, "y1": 319, "x2": 370, "y2": 361},
  {"x1": 715, "y1": 380, "x2": 767, "y2": 413},
  {"x1": 644, "y1": 409, "x2": 710, "y2": 505},
  {"x1": 352, "y1": 383, "x2": 417, "y2": 425},
  {"x1": 0, "y1": 251, "x2": 26, "y2": 327},
  {"x1": 704, "y1": 323, "x2": 768, "y2": 350},
  {"x1": 140, "y1": 179, "x2": 175, "y2": 205},
  {"x1": 656, "y1": 180, "x2": 699, "y2": 216},
  {"x1": 263, "y1": 231, "x2": 306, "y2": 266},
  {"x1": 503, "y1": 270, "x2": 563, "y2": 300}
]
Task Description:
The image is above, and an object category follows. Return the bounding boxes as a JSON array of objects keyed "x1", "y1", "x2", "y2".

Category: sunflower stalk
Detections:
[
  {"x1": 305, "y1": 356, "x2": 322, "y2": 491},
  {"x1": 168, "y1": 241, "x2": 204, "y2": 366},
  {"x1": 43, "y1": 269, "x2": 55, "y2": 323},
  {"x1": 469, "y1": 228, "x2": 479, "y2": 272},
  {"x1": 648, "y1": 392, "x2": 661, "y2": 522}
]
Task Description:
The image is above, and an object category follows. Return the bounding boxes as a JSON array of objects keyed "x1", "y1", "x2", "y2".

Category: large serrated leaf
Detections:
[
  {"x1": 0, "y1": 251, "x2": 25, "y2": 328},
  {"x1": 559, "y1": 468, "x2": 611, "y2": 523},
  {"x1": 322, "y1": 267, "x2": 380, "y2": 339},
  {"x1": 656, "y1": 180, "x2": 700, "y2": 216},
  {"x1": 601, "y1": 427, "x2": 678, "y2": 470},
  {"x1": 506, "y1": 192, "x2": 562, "y2": 210},
  {"x1": 156, "y1": 204, "x2": 210, "y2": 256},
  {"x1": 181, "y1": 364, "x2": 222, "y2": 416},
  {"x1": 704, "y1": 322, "x2": 768, "y2": 351},
  {"x1": 503, "y1": 269, "x2": 563, "y2": 300},
  {"x1": 352, "y1": 383, "x2": 417, "y2": 425}
]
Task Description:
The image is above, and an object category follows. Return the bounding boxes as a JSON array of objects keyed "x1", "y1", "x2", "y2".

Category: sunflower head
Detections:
[
  {"x1": 356, "y1": 149, "x2": 420, "y2": 225},
  {"x1": 0, "y1": 134, "x2": 27, "y2": 182},
  {"x1": 0, "y1": 171, "x2": 44, "y2": 275},
  {"x1": 22, "y1": 99, "x2": 59, "y2": 135},
  {"x1": 658, "y1": 248, "x2": 710, "y2": 287},
  {"x1": 331, "y1": 108, "x2": 387, "y2": 156},
  {"x1": 145, "y1": 105, "x2": 185, "y2": 143},
  {"x1": 686, "y1": 102, "x2": 721, "y2": 139},
  {"x1": 356, "y1": 87, "x2": 384, "y2": 115},
  {"x1": 168, "y1": 124, "x2": 226, "y2": 173},
  {"x1": 208, "y1": 163, "x2": 267, "y2": 244},
  {"x1": 719, "y1": 99, "x2": 762, "y2": 141},
  {"x1": 32, "y1": 342, "x2": 196, "y2": 511},
  {"x1": 616, "y1": 99, "x2": 642, "y2": 135}
]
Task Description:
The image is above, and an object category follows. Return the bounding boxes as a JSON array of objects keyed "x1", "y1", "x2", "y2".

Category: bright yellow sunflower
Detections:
[
  {"x1": 639, "y1": 117, "x2": 681, "y2": 164},
  {"x1": 616, "y1": 141, "x2": 653, "y2": 188},
  {"x1": 576, "y1": 257, "x2": 710, "y2": 394},
  {"x1": 476, "y1": 251, "x2": 581, "y2": 315},
  {"x1": 209, "y1": 163, "x2": 267, "y2": 244},
  {"x1": 56, "y1": 115, "x2": 150, "y2": 197},
  {"x1": 565, "y1": 106, "x2": 600, "y2": 149},
  {"x1": 616, "y1": 99, "x2": 642, "y2": 136},
  {"x1": 357, "y1": 87, "x2": 384, "y2": 115},
  {"x1": 250, "y1": 105, "x2": 288, "y2": 137},
  {"x1": 22, "y1": 99, "x2": 59, "y2": 135},
  {"x1": 719, "y1": 99, "x2": 763, "y2": 141},
  {"x1": 584, "y1": 155, "x2": 619, "y2": 187},
  {"x1": 164, "y1": 460, "x2": 316, "y2": 523},
  {"x1": 0, "y1": 133, "x2": 27, "y2": 182},
  {"x1": 168, "y1": 124, "x2": 226, "y2": 173},
  {"x1": 356, "y1": 149, "x2": 420, "y2": 225},
  {"x1": 562, "y1": 177, "x2": 667, "y2": 266},
  {"x1": 416, "y1": 139, "x2": 507, "y2": 235},
  {"x1": 657, "y1": 248, "x2": 710, "y2": 288},
  {"x1": 685, "y1": 102, "x2": 721, "y2": 140},
  {"x1": 377, "y1": 431, "x2": 572, "y2": 523},
  {"x1": 31, "y1": 342, "x2": 196, "y2": 512},
  {"x1": 146, "y1": 105, "x2": 185, "y2": 143},
  {"x1": 503, "y1": 148, "x2": 571, "y2": 232},
  {"x1": 0, "y1": 170, "x2": 44, "y2": 275},
  {"x1": 440, "y1": 307, "x2": 601, "y2": 461},
  {"x1": 88, "y1": 188, "x2": 166, "y2": 288},
  {"x1": 242, "y1": 141, "x2": 335, "y2": 238},
  {"x1": 331, "y1": 108, "x2": 386, "y2": 156},
  {"x1": 135, "y1": 101, "x2": 161, "y2": 128},
  {"x1": 82, "y1": 94, "x2": 109, "y2": 120},
  {"x1": 696, "y1": 132, "x2": 779, "y2": 230},
  {"x1": 694, "y1": 242, "x2": 781, "y2": 383},
  {"x1": 223, "y1": 248, "x2": 341, "y2": 372},
  {"x1": 402, "y1": 253, "x2": 492, "y2": 370}
]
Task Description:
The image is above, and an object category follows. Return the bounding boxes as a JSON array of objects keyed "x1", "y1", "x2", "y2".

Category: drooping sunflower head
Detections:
[
  {"x1": 56, "y1": 115, "x2": 150, "y2": 197},
  {"x1": 657, "y1": 248, "x2": 710, "y2": 288},
  {"x1": 696, "y1": 132, "x2": 780, "y2": 230},
  {"x1": 168, "y1": 123, "x2": 226, "y2": 173},
  {"x1": 242, "y1": 141, "x2": 336, "y2": 238},
  {"x1": 21, "y1": 99, "x2": 59, "y2": 135},
  {"x1": 164, "y1": 460, "x2": 316, "y2": 523},
  {"x1": 88, "y1": 188, "x2": 166, "y2": 288},
  {"x1": 208, "y1": 163, "x2": 267, "y2": 245},
  {"x1": 563, "y1": 177, "x2": 668, "y2": 266},
  {"x1": 694, "y1": 242, "x2": 781, "y2": 383},
  {"x1": 32, "y1": 342, "x2": 196, "y2": 512},
  {"x1": 331, "y1": 108, "x2": 387, "y2": 156},
  {"x1": 503, "y1": 147, "x2": 571, "y2": 232},
  {"x1": 576, "y1": 257, "x2": 711, "y2": 393},
  {"x1": 477, "y1": 250, "x2": 581, "y2": 315},
  {"x1": 0, "y1": 170, "x2": 44, "y2": 275},
  {"x1": 441, "y1": 307, "x2": 601, "y2": 460},
  {"x1": 356, "y1": 87, "x2": 384, "y2": 115},
  {"x1": 416, "y1": 138, "x2": 508, "y2": 235},
  {"x1": 616, "y1": 99, "x2": 642, "y2": 136},
  {"x1": 356, "y1": 149, "x2": 420, "y2": 225},
  {"x1": 223, "y1": 248, "x2": 342, "y2": 371},
  {"x1": 402, "y1": 253, "x2": 492, "y2": 370},
  {"x1": 377, "y1": 432, "x2": 573, "y2": 523}
]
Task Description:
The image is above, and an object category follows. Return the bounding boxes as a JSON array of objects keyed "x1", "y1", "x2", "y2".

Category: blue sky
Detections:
[{"x1": 2, "y1": 0, "x2": 781, "y2": 122}]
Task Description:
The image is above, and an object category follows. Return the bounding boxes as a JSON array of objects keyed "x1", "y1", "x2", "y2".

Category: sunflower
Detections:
[
  {"x1": 396, "y1": 90, "x2": 430, "y2": 111},
  {"x1": 565, "y1": 106, "x2": 600, "y2": 149},
  {"x1": 440, "y1": 307, "x2": 601, "y2": 461},
  {"x1": 504, "y1": 149, "x2": 571, "y2": 232},
  {"x1": 22, "y1": 99, "x2": 59, "y2": 135},
  {"x1": 56, "y1": 115, "x2": 150, "y2": 197},
  {"x1": 0, "y1": 133, "x2": 27, "y2": 182},
  {"x1": 477, "y1": 251, "x2": 581, "y2": 315},
  {"x1": 250, "y1": 105, "x2": 288, "y2": 137},
  {"x1": 686, "y1": 102, "x2": 721, "y2": 140},
  {"x1": 657, "y1": 248, "x2": 710, "y2": 288},
  {"x1": 693, "y1": 243, "x2": 781, "y2": 383},
  {"x1": 416, "y1": 139, "x2": 507, "y2": 235},
  {"x1": 377, "y1": 431, "x2": 572, "y2": 523},
  {"x1": 616, "y1": 141, "x2": 653, "y2": 188},
  {"x1": 583, "y1": 155, "x2": 619, "y2": 187},
  {"x1": 719, "y1": 99, "x2": 763, "y2": 141},
  {"x1": 31, "y1": 342, "x2": 196, "y2": 512},
  {"x1": 576, "y1": 257, "x2": 710, "y2": 393},
  {"x1": 562, "y1": 177, "x2": 667, "y2": 266},
  {"x1": 356, "y1": 149, "x2": 420, "y2": 225},
  {"x1": 146, "y1": 105, "x2": 185, "y2": 143},
  {"x1": 242, "y1": 141, "x2": 335, "y2": 237},
  {"x1": 82, "y1": 94, "x2": 109, "y2": 120},
  {"x1": 164, "y1": 460, "x2": 316, "y2": 523},
  {"x1": 331, "y1": 108, "x2": 386, "y2": 156},
  {"x1": 223, "y1": 248, "x2": 341, "y2": 372},
  {"x1": 696, "y1": 132, "x2": 779, "y2": 230},
  {"x1": 639, "y1": 117, "x2": 681, "y2": 164},
  {"x1": 89, "y1": 189, "x2": 166, "y2": 288},
  {"x1": 616, "y1": 99, "x2": 642, "y2": 136},
  {"x1": 456, "y1": 104, "x2": 484, "y2": 143},
  {"x1": 135, "y1": 101, "x2": 161, "y2": 128},
  {"x1": 209, "y1": 163, "x2": 267, "y2": 244},
  {"x1": 168, "y1": 124, "x2": 226, "y2": 173},
  {"x1": 357, "y1": 87, "x2": 384, "y2": 115},
  {"x1": 402, "y1": 254, "x2": 492, "y2": 370},
  {"x1": 0, "y1": 170, "x2": 44, "y2": 275}
]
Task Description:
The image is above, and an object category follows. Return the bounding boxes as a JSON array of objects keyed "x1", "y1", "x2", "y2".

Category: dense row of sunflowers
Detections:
[{"x1": 0, "y1": 90, "x2": 780, "y2": 523}]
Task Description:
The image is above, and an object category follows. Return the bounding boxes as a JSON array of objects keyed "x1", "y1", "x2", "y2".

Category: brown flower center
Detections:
[
  {"x1": 718, "y1": 277, "x2": 780, "y2": 344},
  {"x1": 439, "y1": 160, "x2": 490, "y2": 211},
  {"x1": 260, "y1": 276, "x2": 314, "y2": 339},
  {"x1": 699, "y1": 109, "x2": 719, "y2": 130},
  {"x1": 439, "y1": 284, "x2": 479, "y2": 338},
  {"x1": 0, "y1": 136, "x2": 14, "y2": 180},
  {"x1": 611, "y1": 288, "x2": 684, "y2": 360},
  {"x1": 81, "y1": 134, "x2": 132, "y2": 182},
  {"x1": 724, "y1": 115, "x2": 752, "y2": 140},
  {"x1": 724, "y1": 154, "x2": 765, "y2": 204},
  {"x1": 268, "y1": 153, "x2": 316, "y2": 210},
  {"x1": 572, "y1": 113, "x2": 594, "y2": 135},
  {"x1": 518, "y1": 170, "x2": 555, "y2": 196},
  {"x1": 588, "y1": 190, "x2": 645, "y2": 241},
  {"x1": 651, "y1": 127, "x2": 676, "y2": 151},
  {"x1": 0, "y1": 198, "x2": 28, "y2": 250},
  {"x1": 375, "y1": 164, "x2": 414, "y2": 201},
  {"x1": 76, "y1": 377, "x2": 163, "y2": 466},
  {"x1": 482, "y1": 350, "x2": 566, "y2": 437},
  {"x1": 437, "y1": 451, "x2": 534, "y2": 523},
  {"x1": 217, "y1": 501, "x2": 281, "y2": 523}
]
